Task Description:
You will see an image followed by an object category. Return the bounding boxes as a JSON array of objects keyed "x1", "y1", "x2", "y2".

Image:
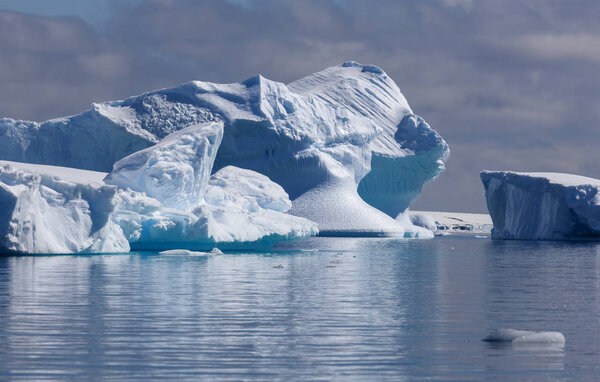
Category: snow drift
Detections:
[
  {"x1": 0, "y1": 62, "x2": 448, "y2": 236},
  {"x1": 481, "y1": 171, "x2": 600, "y2": 240}
]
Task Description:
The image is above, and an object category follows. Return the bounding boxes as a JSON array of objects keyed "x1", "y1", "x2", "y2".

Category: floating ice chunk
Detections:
[
  {"x1": 159, "y1": 249, "x2": 212, "y2": 256},
  {"x1": 483, "y1": 329, "x2": 565, "y2": 344},
  {"x1": 0, "y1": 161, "x2": 129, "y2": 254},
  {"x1": 481, "y1": 171, "x2": 600, "y2": 240}
]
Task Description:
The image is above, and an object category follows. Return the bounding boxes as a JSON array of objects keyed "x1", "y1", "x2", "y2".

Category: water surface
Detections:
[{"x1": 1, "y1": 237, "x2": 599, "y2": 380}]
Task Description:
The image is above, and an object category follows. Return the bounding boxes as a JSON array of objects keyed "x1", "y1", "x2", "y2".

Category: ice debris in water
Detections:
[
  {"x1": 160, "y1": 247, "x2": 223, "y2": 256},
  {"x1": 483, "y1": 329, "x2": 565, "y2": 344}
]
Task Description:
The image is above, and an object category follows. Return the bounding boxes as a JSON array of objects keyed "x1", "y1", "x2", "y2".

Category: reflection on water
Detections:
[{"x1": 0, "y1": 237, "x2": 599, "y2": 380}]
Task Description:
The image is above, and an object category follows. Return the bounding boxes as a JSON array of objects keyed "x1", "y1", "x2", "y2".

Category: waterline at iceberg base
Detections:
[{"x1": 0, "y1": 62, "x2": 448, "y2": 254}]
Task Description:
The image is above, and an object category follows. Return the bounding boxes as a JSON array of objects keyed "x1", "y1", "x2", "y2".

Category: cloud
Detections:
[
  {"x1": 1, "y1": 0, "x2": 599, "y2": 212},
  {"x1": 514, "y1": 34, "x2": 600, "y2": 63}
]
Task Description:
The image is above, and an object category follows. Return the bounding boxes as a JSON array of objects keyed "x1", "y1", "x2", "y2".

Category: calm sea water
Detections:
[{"x1": 1, "y1": 236, "x2": 599, "y2": 381}]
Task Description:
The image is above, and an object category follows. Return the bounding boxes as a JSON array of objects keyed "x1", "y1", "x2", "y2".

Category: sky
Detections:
[{"x1": 1, "y1": 0, "x2": 598, "y2": 213}]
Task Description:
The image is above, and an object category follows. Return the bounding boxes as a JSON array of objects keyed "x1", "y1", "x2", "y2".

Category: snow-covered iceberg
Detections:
[
  {"x1": 481, "y1": 171, "x2": 600, "y2": 240},
  {"x1": 0, "y1": 62, "x2": 448, "y2": 236},
  {"x1": 0, "y1": 123, "x2": 317, "y2": 254}
]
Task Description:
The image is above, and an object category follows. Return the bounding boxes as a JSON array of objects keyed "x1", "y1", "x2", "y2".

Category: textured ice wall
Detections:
[
  {"x1": 481, "y1": 171, "x2": 600, "y2": 240},
  {"x1": 0, "y1": 161, "x2": 128, "y2": 254}
]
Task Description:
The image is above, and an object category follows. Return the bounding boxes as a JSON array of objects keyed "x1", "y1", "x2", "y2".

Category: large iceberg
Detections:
[
  {"x1": 481, "y1": 171, "x2": 600, "y2": 240},
  {"x1": 0, "y1": 122, "x2": 317, "y2": 254},
  {"x1": 0, "y1": 62, "x2": 448, "y2": 236}
]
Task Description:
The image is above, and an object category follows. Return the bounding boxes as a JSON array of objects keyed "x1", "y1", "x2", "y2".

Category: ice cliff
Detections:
[
  {"x1": 0, "y1": 62, "x2": 448, "y2": 237},
  {"x1": 481, "y1": 171, "x2": 600, "y2": 240},
  {"x1": 0, "y1": 161, "x2": 129, "y2": 254}
]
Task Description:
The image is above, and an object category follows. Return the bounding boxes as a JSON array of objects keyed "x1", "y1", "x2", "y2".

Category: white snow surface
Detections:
[
  {"x1": 481, "y1": 171, "x2": 600, "y2": 240},
  {"x1": 483, "y1": 329, "x2": 565, "y2": 344},
  {"x1": 0, "y1": 62, "x2": 448, "y2": 236}
]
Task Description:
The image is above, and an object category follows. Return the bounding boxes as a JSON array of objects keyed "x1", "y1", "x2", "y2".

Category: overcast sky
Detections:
[{"x1": 1, "y1": 0, "x2": 598, "y2": 212}]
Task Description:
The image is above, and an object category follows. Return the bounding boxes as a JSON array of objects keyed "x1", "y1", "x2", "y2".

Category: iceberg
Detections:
[
  {"x1": 0, "y1": 122, "x2": 317, "y2": 254},
  {"x1": 483, "y1": 329, "x2": 565, "y2": 344},
  {"x1": 0, "y1": 159, "x2": 316, "y2": 254},
  {"x1": 0, "y1": 62, "x2": 448, "y2": 236},
  {"x1": 481, "y1": 171, "x2": 600, "y2": 240}
]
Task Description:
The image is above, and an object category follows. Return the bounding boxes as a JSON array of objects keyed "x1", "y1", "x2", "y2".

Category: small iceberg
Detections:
[
  {"x1": 159, "y1": 247, "x2": 223, "y2": 256},
  {"x1": 481, "y1": 171, "x2": 600, "y2": 240},
  {"x1": 483, "y1": 329, "x2": 565, "y2": 345}
]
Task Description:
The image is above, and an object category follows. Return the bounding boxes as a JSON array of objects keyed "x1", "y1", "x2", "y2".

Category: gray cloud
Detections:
[{"x1": 1, "y1": 0, "x2": 599, "y2": 212}]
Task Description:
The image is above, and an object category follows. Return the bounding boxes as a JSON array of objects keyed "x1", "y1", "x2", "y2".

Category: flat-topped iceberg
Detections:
[
  {"x1": 481, "y1": 171, "x2": 600, "y2": 240},
  {"x1": 0, "y1": 62, "x2": 448, "y2": 237}
]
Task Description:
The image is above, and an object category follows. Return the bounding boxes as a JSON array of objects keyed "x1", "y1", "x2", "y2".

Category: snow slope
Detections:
[
  {"x1": 481, "y1": 171, "x2": 600, "y2": 240},
  {"x1": 0, "y1": 62, "x2": 448, "y2": 236}
]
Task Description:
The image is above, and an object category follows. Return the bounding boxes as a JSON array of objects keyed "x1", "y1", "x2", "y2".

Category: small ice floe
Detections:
[
  {"x1": 474, "y1": 235, "x2": 489, "y2": 239},
  {"x1": 159, "y1": 248, "x2": 223, "y2": 256},
  {"x1": 483, "y1": 329, "x2": 565, "y2": 345}
]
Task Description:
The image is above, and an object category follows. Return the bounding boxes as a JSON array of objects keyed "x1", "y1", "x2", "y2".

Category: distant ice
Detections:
[
  {"x1": 409, "y1": 210, "x2": 492, "y2": 234},
  {"x1": 481, "y1": 171, "x2": 600, "y2": 240},
  {"x1": 483, "y1": 329, "x2": 565, "y2": 344}
]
